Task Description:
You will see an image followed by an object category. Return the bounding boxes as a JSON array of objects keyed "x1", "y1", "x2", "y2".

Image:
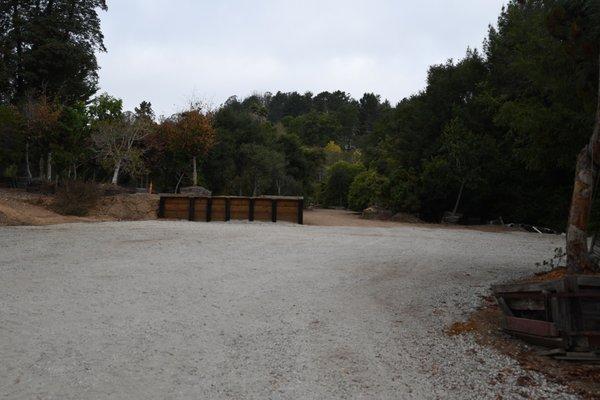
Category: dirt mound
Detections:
[
  {"x1": 520, "y1": 267, "x2": 568, "y2": 283},
  {"x1": 0, "y1": 188, "x2": 159, "y2": 226},
  {"x1": 91, "y1": 194, "x2": 159, "y2": 221},
  {"x1": 0, "y1": 194, "x2": 93, "y2": 226}
]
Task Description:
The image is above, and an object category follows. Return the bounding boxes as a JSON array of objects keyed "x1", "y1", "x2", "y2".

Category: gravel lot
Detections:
[{"x1": 0, "y1": 221, "x2": 579, "y2": 399}]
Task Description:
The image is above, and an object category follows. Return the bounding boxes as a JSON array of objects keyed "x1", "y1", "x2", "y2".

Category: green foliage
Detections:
[
  {"x1": 3, "y1": 164, "x2": 18, "y2": 179},
  {"x1": 0, "y1": 104, "x2": 24, "y2": 168},
  {"x1": 89, "y1": 94, "x2": 124, "y2": 122},
  {"x1": 322, "y1": 161, "x2": 365, "y2": 208},
  {"x1": 348, "y1": 170, "x2": 389, "y2": 211},
  {"x1": 1, "y1": 0, "x2": 599, "y2": 231},
  {"x1": 0, "y1": 0, "x2": 108, "y2": 103},
  {"x1": 388, "y1": 169, "x2": 420, "y2": 214}
]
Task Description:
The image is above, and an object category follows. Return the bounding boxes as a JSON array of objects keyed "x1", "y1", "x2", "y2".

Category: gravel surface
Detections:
[{"x1": 0, "y1": 221, "x2": 579, "y2": 399}]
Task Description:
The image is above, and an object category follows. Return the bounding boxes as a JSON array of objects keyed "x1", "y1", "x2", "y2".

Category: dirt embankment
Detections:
[{"x1": 0, "y1": 189, "x2": 159, "y2": 226}]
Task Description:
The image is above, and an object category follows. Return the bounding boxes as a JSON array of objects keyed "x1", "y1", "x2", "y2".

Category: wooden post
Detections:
[
  {"x1": 158, "y1": 197, "x2": 166, "y2": 218},
  {"x1": 271, "y1": 199, "x2": 277, "y2": 223},
  {"x1": 206, "y1": 198, "x2": 213, "y2": 222},
  {"x1": 188, "y1": 197, "x2": 195, "y2": 221},
  {"x1": 249, "y1": 198, "x2": 255, "y2": 222},
  {"x1": 297, "y1": 198, "x2": 304, "y2": 225},
  {"x1": 225, "y1": 198, "x2": 231, "y2": 221}
]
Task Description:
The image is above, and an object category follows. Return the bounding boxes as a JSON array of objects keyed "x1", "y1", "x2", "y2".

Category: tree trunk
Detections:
[
  {"x1": 175, "y1": 173, "x2": 185, "y2": 193},
  {"x1": 25, "y1": 142, "x2": 32, "y2": 181},
  {"x1": 567, "y1": 146, "x2": 599, "y2": 273},
  {"x1": 111, "y1": 160, "x2": 121, "y2": 185},
  {"x1": 39, "y1": 156, "x2": 44, "y2": 180},
  {"x1": 46, "y1": 152, "x2": 52, "y2": 181},
  {"x1": 452, "y1": 180, "x2": 466, "y2": 215},
  {"x1": 566, "y1": 54, "x2": 600, "y2": 274},
  {"x1": 192, "y1": 156, "x2": 198, "y2": 186}
]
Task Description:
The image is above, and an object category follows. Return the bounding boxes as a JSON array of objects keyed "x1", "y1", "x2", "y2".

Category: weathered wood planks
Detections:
[
  {"x1": 493, "y1": 275, "x2": 600, "y2": 352},
  {"x1": 158, "y1": 195, "x2": 304, "y2": 224}
]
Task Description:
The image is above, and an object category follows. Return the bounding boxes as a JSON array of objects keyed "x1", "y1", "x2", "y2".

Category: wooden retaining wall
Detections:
[{"x1": 158, "y1": 195, "x2": 304, "y2": 224}]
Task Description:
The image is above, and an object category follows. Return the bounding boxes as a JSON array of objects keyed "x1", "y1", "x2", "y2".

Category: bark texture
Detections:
[
  {"x1": 566, "y1": 147, "x2": 597, "y2": 273},
  {"x1": 566, "y1": 58, "x2": 600, "y2": 273}
]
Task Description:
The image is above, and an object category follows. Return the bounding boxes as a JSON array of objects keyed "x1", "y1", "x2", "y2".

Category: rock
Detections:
[
  {"x1": 362, "y1": 206, "x2": 393, "y2": 220},
  {"x1": 180, "y1": 186, "x2": 212, "y2": 196},
  {"x1": 97, "y1": 184, "x2": 137, "y2": 196},
  {"x1": 391, "y1": 212, "x2": 423, "y2": 224},
  {"x1": 442, "y1": 212, "x2": 462, "y2": 224}
]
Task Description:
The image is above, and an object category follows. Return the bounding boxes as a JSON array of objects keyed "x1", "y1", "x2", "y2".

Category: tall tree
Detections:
[
  {"x1": 20, "y1": 95, "x2": 61, "y2": 181},
  {"x1": 0, "y1": 0, "x2": 107, "y2": 104}
]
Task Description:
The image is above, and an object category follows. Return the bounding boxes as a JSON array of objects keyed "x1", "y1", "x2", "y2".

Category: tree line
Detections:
[{"x1": 1, "y1": 0, "x2": 599, "y2": 231}]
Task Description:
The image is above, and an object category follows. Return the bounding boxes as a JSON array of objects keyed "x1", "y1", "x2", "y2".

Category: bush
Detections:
[
  {"x1": 53, "y1": 181, "x2": 100, "y2": 216},
  {"x1": 388, "y1": 169, "x2": 420, "y2": 213},
  {"x1": 348, "y1": 170, "x2": 389, "y2": 211},
  {"x1": 322, "y1": 161, "x2": 365, "y2": 208}
]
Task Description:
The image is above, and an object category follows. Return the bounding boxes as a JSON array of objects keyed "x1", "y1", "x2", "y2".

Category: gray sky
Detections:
[{"x1": 97, "y1": 0, "x2": 507, "y2": 117}]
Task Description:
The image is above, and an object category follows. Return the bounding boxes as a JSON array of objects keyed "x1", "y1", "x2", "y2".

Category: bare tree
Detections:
[{"x1": 92, "y1": 112, "x2": 152, "y2": 185}]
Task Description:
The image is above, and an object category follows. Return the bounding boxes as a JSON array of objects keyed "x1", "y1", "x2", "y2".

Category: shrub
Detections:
[
  {"x1": 53, "y1": 181, "x2": 100, "y2": 216},
  {"x1": 322, "y1": 161, "x2": 365, "y2": 208},
  {"x1": 348, "y1": 170, "x2": 389, "y2": 211},
  {"x1": 388, "y1": 169, "x2": 420, "y2": 213}
]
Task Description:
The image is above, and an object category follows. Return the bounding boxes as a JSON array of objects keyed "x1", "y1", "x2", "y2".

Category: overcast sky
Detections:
[{"x1": 97, "y1": 0, "x2": 507, "y2": 117}]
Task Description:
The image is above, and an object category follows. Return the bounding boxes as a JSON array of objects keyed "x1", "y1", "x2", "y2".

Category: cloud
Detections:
[{"x1": 97, "y1": 0, "x2": 507, "y2": 116}]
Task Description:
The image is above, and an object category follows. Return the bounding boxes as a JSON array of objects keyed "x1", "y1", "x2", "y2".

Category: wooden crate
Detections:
[{"x1": 493, "y1": 275, "x2": 600, "y2": 352}]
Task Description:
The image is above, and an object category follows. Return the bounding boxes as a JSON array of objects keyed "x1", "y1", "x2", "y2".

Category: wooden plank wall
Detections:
[{"x1": 158, "y1": 196, "x2": 304, "y2": 224}]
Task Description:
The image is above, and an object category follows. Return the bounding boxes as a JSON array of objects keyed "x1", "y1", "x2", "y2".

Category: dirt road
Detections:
[{"x1": 0, "y1": 221, "x2": 578, "y2": 399}]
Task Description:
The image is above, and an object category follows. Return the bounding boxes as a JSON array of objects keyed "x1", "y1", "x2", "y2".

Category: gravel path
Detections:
[{"x1": 0, "y1": 221, "x2": 579, "y2": 399}]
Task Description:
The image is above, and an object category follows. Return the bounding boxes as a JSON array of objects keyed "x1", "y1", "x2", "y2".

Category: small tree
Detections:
[
  {"x1": 440, "y1": 118, "x2": 488, "y2": 215},
  {"x1": 166, "y1": 106, "x2": 215, "y2": 188},
  {"x1": 237, "y1": 143, "x2": 285, "y2": 196},
  {"x1": 322, "y1": 161, "x2": 365, "y2": 208},
  {"x1": 92, "y1": 112, "x2": 152, "y2": 185},
  {"x1": 348, "y1": 170, "x2": 389, "y2": 211}
]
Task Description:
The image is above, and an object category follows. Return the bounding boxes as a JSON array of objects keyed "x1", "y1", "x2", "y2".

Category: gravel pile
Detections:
[{"x1": 0, "y1": 221, "x2": 579, "y2": 399}]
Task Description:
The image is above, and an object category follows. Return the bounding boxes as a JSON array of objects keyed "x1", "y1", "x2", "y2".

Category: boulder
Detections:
[
  {"x1": 180, "y1": 186, "x2": 212, "y2": 196},
  {"x1": 390, "y1": 212, "x2": 423, "y2": 224},
  {"x1": 362, "y1": 206, "x2": 393, "y2": 220}
]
